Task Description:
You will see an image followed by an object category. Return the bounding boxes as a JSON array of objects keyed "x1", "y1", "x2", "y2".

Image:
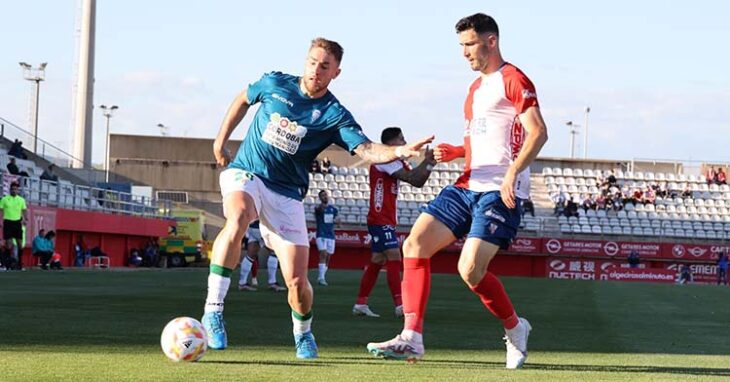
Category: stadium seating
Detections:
[{"x1": 307, "y1": 163, "x2": 729, "y2": 241}]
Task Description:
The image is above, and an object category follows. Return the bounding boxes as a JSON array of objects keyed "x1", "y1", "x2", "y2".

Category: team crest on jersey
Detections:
[
  {"x1": 262, "y1": 113, "x2": 308, "y2": 154},
  {"x1": 311, "y1": 109, "x2": 321, "y2": 123}
]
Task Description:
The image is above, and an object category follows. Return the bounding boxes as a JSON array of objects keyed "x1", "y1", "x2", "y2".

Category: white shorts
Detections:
[
  {"x1": 220, "y1": 168, "x2": 309, "y2": 248},
  {"x1": 245, "y1": 227, "x2": 264, "y2": 245},
  {"x1": 315, "y1": 237, "x2": 336, "y2": 255}
]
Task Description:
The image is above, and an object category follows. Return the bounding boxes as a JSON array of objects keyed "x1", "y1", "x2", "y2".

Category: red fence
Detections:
[{"x1": 14, "y1": 206, "x2": 170, "y2": 267}]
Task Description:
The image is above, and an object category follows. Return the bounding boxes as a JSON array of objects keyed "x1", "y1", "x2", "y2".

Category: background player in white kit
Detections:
[
  {"x1": 367, "y1": 14, "x2": 548, "y2": 369},
  {"x1": 238, "y1": 220, "x2": 286, "y2": 292}
]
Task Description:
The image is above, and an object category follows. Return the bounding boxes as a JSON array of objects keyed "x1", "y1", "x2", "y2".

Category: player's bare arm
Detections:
[
  {"x1": 392, "y1": 147, "x2": 437, "y2": 188},
  {"x1": 501, "y1": 106, "x2": 548, "y2": 208},
  {"x1": 213, "y1": 89, "x2": 251, "y2": 167},
  {"x1": 354, "y1": 135, "x2": 435, "y2": 164}
]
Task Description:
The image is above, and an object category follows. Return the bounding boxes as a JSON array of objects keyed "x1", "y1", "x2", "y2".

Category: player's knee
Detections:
[
  {"x1": 458, "y1": 263, "x2": 485, "y2": 287},
  {"x1": 226, "y1": 210, "x2": 254, "y2": 235},
  {"x1": 403, "y1": 236, "x2": 429, "y2": 258},
  {"x1": 285, "y1": 275, "x2": 309, "y2": 293}
]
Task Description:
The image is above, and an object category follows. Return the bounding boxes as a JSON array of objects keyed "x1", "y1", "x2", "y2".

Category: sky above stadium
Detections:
[{"x1": 1, "y1": 0, "x2": 728, "y2": 166}]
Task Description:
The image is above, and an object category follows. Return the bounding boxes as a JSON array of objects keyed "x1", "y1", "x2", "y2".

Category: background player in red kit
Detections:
[
  {"x1": 353, "y1": 127, "x2": 437, "y2": 318},
  {"x1": 367, "y1": 14, "x2": 548, "y2": 369}
]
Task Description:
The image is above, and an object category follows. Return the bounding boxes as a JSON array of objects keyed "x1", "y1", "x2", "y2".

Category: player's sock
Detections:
[
  {"x1": 318, "y1": 262, "x2": 328, "y2": 281},
  {"x1": 251, "y1": 257, "x2": 259, "y2": 278},
  {"x1": 470, "y1": 272, "x2": 519, "y2": 329},
  {"x1": 386, "y1": 260, "x2": 403, "y2": 306},
  {"x1": 402, "y1": 258, "x2": 430, "y2": 334},
  {"x1": 267, "y1": 255, "x2": 279, "y2": 285},
  {"x1": 204, "y1": 264, "x2": 232, "y2": 313},
  {"x1": 292, "y1": 310, "x2": 313, "y2": 334},
  {"x1": 239, "y1": 256, "x2": 254, "y2": 286},
  {"x1": 356, "y1": 261, "x2": 383, "y2": 305}
]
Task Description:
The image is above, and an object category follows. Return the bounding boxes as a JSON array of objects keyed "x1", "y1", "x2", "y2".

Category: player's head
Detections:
[
  {"x1": 318, "y1": 189, "x2": 329, "y2": 204},
  {"x1": 9, "y1": 181, "x2": 19, "y2": 196},
  {"x1": 381, "y1": 127, "x2": 405, "y2": 146},
  {"x1": 455, "y1": 13, "x2": 500, "y2": 72},
  {"x1": 302, "y1": 37, "x2": 343, "y2": 97}
]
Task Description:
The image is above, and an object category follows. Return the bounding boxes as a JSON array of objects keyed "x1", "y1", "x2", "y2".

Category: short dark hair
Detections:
[
  {"x1": 45, "y1": 230, "x2": 56, "y2": 239},
  {"x1": 380, "y1": 127, "x2": 403, "y2": 144},
  {"x1": 318, "y1": 189, "x2": 328, "y2": 197},
  {"x1": 10, "y1": 181, "x2": 19, "y2": 188},
  {"x1": 455, "y1": 13, "x2": 499, "y2": 36},
  {"x1": 310, "y1": 37, "x2": 344, "y2": 64}
]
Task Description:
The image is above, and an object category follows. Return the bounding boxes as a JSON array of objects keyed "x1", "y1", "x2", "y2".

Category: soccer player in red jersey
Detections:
[
  {"x1": 367, "y1": 14, "x2": 548, "y2": 369},
  {"x1": 353, "y1": 127, "x2": 437, "y2": 318}
]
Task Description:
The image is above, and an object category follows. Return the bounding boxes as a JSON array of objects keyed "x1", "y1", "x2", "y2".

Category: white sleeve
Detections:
[{"x1": 374, "y1": 161, "x2": 404, "y2": 175}]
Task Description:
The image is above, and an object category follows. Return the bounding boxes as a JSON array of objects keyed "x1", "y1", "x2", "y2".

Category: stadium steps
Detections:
[{"x1": 532, "y1": 175, "x2": 556, "y2": 216}]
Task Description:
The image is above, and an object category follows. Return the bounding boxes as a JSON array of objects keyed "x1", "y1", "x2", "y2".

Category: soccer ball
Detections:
[{"x1": 160, "y1": 317, "x2": 208, "y2": 362}]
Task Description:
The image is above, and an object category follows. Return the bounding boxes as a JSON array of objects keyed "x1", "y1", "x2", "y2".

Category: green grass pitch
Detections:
[{"x1": 1, "y1": 268, "x2": 729, "y2": 381}]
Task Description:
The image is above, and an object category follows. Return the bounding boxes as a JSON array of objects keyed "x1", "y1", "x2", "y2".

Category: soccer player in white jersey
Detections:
[
  {"x1": 238, "y1": 220, "x2": 286, "y2": 292},
  {"x1": 367, "y1": 14, "x2": 548, "y2": 369},
  {"x1": 203, "y1": 37, "x2": 434, "y2": 359}
]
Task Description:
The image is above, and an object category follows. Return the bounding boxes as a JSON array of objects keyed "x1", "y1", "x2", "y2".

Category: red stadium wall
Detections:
[{"x1": 18, "y1": 206, "x2": 169, "y2": 267}]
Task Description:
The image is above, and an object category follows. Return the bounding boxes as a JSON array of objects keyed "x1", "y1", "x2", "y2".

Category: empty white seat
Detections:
[{"x1": 591, "y1": 225, "x2": 602, "y2": 234}]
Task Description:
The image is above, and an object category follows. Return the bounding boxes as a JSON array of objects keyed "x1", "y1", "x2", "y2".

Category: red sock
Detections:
[
  {"x1": 356, "y1": 262, "x2": 383, "y2": 305},
  {"x1": 470, "y1": 272, "x2": 519, "y2": 329},
  {"x1": 402, "y1": 258, "x2": 431, "y2": 333},
  {"x1": 251, "y1": 257, "x2": 258, "y2": 278},
  {"x1": 386, "y1": 260, "x2": 402, "y2": 306}
]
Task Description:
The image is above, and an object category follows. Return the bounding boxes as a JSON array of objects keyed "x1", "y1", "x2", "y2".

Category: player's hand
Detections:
[
  {"x1": 397, "y1": 135, "x2": 435, "y2": 159},
  {"x1": 500, "y1": 168, "x2": 518, "y2": 209},
  {"x1": 434, "y1": 143, "x2": 465, "y2": 163},
  {"x1": 213, "y1": 141, "x2": 231, "y2": 168},
  {"x1": 423, "y1": 146, "x2": 437, "y2": 165}
]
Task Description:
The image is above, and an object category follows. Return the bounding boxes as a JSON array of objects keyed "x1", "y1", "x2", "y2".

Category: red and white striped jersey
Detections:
[
  {"x1": 454, "y1": 63, "x2": 538, "y2": 199},
  {"x1": 367, "y1": 160, "x2": 408, "y2": 226}
]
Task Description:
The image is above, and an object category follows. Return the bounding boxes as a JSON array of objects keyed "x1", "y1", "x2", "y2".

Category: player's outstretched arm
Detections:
[
  {"x1": 434, "y1": 143, "x2": 465, "y2": 163},
  {"x1": 353, "y1": 135, "x2": 434, "y2": 164},
  {"x1": 213, "y1": 89, "x2": 252, "y2": 167},
  {"x1": 501, "y1": 106, "x2": 548, "y2": 208},
  {"x1": 392, "y1": 146, "x2": 437, "y2": 188}
]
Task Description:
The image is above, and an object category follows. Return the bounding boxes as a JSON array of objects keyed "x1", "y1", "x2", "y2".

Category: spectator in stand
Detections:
[
  {"x1": 565, "y1": 199, "x2": 579, "y2": 218},
  {"x1": 310, "y1": 159, "x2": 322, "y2": 174},
  {"x1": 716, "y1": 168, "x2": 727, "y2": 185},
  {"x1": 627, "y1": 250, "x2": 640, "y2": 269},
  {"x1": 678, "y1": 263, "x2": 693, "y2": 285},
  {"x1": 631, "y1": 188, "x2": 643, "y2": 206},
  {"x1": 522, "y1": 198, "x2": 534, "y2": 217},
  {"x1": 606, "y1": 170, "x2": 617, "y2": 187},
  {"x1": 8, "y1": 139, "x2": 28, "y2": 160},
  {"x1": 596, "y1": 193, "x2": 607, "y2": 210},
  {"x1": 681, "y1": 186, "x2": 693, "y2": 199},
  {"x1": 643, "y1": 186, "x2": 655, "y2": 205},
  {"x1": 717, "y1": 252, "x2": 729, "y2": 286},
  {"x1": 32, "y1": 229, "x2": 53, "y2": 270},
  {"x1": 552, "y1": 192, "x2": 566, "y2": 216},
  {"x1": 321, "y1": 156, "x2": 332, "y2": 174},
  {"x1": 0, "y1": 182, "x2": 28, "y2": 270},
  {"x1": 6, "y1": 158, "x2": 29, "y2": 177},
  {"x1": 582, "y1": 194, "x2": 596, "y2": 211},
  {"x1": 706, "y1": 167, "x2": 717, "y2": 184},
  {"x1": 40, "y1": 164, "x2": 59, "y2": 182}
]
